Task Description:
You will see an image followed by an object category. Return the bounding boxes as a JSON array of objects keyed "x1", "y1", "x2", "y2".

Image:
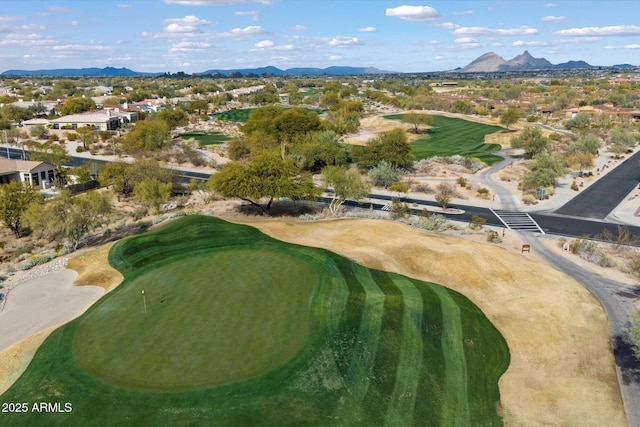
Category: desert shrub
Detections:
[
  {"x1": 412, "y1": 182, "x2": 432, "y2": 193},
  {"x1": 469, "y1": 215, "x2": 487, "y2": 230},
  {"x1": 456, "y1": 176, "x2": 467, "y2": 187},
  {"x1": 368, "y1": 161, "x2": 403, "y2": 188},
  {"x1": 522, "y1": 194, "x2": 537, "y2": 205},
  {"x1": 408, "y1": 213, "x2": 448, "y2": 231},
  {"x1": 390, "y1": 199, "x2": 411, "y2": 220},
  {"x1": 486, "y1": 230, "x2": 502, "y2": 243},
  {"x1": 571, "y1": 181, "x2": 579, "y2": 191},
  {"x1": 66, "y1": 132, "x2": 78, "y2": 141},
  {"x1": 10, "y1": 243, "x2": 35, "y2": 260},
  {"x1": 18, "y1": 253, "x2": 55, "y2": 271},
  {"x1": 629, "y1": 255, "x2": 640, "y2": 278},
  {"x1": 569, "y1": 238, "x2": 615, "y2": 267},
  {"x1": 477, "y1": 187, "x2": 490, "y2": 198},
  {"x1": 76, "y1": 146, "x2": 85, "y2": 153}
]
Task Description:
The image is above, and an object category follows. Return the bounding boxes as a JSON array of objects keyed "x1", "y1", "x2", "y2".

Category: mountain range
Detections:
[
  {"x1": 0, "y1": 65, "x2": 389, "y2": 77},
  {"x1": 458, "y1": 50, "x2": 595, "y2": 72},
  {"x1": 1, "y1": 53, "x2": 633, "y2": 77}
]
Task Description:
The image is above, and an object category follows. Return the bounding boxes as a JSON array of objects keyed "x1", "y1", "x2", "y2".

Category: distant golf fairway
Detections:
[
  {"x1": 0, "y1": 216, "x2": 509, "y2": 426},
  {"x1": 385, "y1": 113, "x2": 504, "y2": 164}
]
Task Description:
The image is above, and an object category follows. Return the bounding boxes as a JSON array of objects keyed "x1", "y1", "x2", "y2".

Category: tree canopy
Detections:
[
  {"x1": 209, "y1": 152, "x2": 319, "y2": 216},
  {"x1": 322, "y1": 165, "x2": 370, "y2": 213},
  {"x1": 0, "y1": 181, "x2": 39, "y2": 238},
  {"x1": 353, "y1": 128, "x2": 414, "y2": 168},
  {"x1": 120, "y1": 120, "x2": 171, "y2": 153},
  {"x1": 60, "y1": 97, "x2": 96, "y2": 116},
  {"x1": 510, "y1": 125, "x2": 549, "y2": 157},
  {"x1": 499, "y1": 106, "x2": 520, "y2": 130}
]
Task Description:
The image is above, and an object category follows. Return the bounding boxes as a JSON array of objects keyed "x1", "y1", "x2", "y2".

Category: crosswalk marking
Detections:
[
  {"x1": 490, "y1": 209, "x2": 545, "y2": 234},
  {"x1": 381, "y1": 204, "x2": 392, "y2": 211}
]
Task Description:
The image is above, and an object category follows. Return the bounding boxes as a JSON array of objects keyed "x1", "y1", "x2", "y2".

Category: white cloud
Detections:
[
  {"x1": 21, "y1": 24, "x2": 46, "y2": 30},
  {"x1": 385, "y1": 5, "x2": 440, "y2": 22},
  {"x1": 605, "y1": 44, "x2": 640, "y2": 49},
  {"x1": 453, "y1": 25, "x2": 538, "y2": 37},
  {"x1": 544, "y1": 3, "x2": 557, "y2": 6},
  {"x1": 165, "y1": 0, "x2": 273, "y2": 5},
  {"x1": 254, "y1": 39, "x2": 274, "y2": 48},
  {"x1": 47, "y1": 6, "x2": 70, "y2": 13},
  {"x1": 434, "y1": 55, "x2": 444, "y2": 60},
  {"x1": 454, "y1": 10, "x2": 474, "y2": 16},
  {"x1": 358, "y1": 26, "x2": 377, "y2": 33},
  {"x1": 329, "y1": 55, "x2": 342, "y2": 61},
  {"x1": 0, "y1": 15, "x2": 24, "y2": 23},
  {"x1": 229, "y1": 25, "x2": 266, "y2": 37},
  {"x1": 71, "y1": 20, "x2": 80, "y2": 26},
  {"x1": 556, "y1": 25, "x2": 640, "y2": 37},
  {"x1": 235, "y1": 10, "x2": 259, "y2": 21},
  {"x1": 438, "y1": 22, "x2": 460, "y2": 30},
  {"x1": 117, "y1": 4, "x2": 135, "y2": 8},
  {"x1": 292, "y1": 25, "x2": 306, "y2": 31},
  {"x1": 328, "y1": 36, "x2": 362, "y2": 47},
  {"x1": 542, "y1": 16, "x2": 565, "y2": 22},
  {"x1": 454, "y1": 37, "x2": 478, "y2": 44},
  {"x1": 513, "y1": 40, "x2": 550, "y2": 47},
  {"x1": 164, "y1": 16, "x2": 211, "y2": 33},
  {"x1": 170, "y1": 40, "x2": 211, "y2": 51}
]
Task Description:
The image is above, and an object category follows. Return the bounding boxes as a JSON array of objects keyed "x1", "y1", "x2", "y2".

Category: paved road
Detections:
[
  {"x1": 555, "y1": 151, "x2": 640, "y2": 219},
  {"x1": 525, "y1": 234, "x2": 640, "y2": 426}
]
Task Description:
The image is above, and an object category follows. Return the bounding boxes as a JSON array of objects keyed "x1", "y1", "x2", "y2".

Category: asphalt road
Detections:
[{"x1": 555, "y1": 151, "x2": 640, "y2": 219}]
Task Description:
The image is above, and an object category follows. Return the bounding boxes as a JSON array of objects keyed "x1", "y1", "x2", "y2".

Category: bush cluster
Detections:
[
  {"x1": 569, "y1": 238, "x2": 614, "y2": 267},
  {"x1": 408, "y1": 213, "x2": 448, "y2": 231},
  {"x1": 18, "y1": 253, "x2": 55, "y2": 271}
]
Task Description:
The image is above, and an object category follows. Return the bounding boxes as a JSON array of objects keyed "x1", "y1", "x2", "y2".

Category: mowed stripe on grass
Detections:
[
  {"x1": 0, "y1": 216, "x2": 509, "y2": 426},
  {"x1": 385, "y1": 113, "x2": 504, "y2": 165},
  {"x1": 385, "y1": 275, "x2": 424, "y2": 427}
]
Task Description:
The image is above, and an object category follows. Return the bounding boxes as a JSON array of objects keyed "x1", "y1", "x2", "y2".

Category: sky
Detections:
[{"x1": 1, "y1": 0, "x2": 640, "y2": 73}]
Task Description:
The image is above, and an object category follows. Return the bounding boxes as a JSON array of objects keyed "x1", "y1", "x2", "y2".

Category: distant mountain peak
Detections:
[{"x1": 459, "y1": 51, "x2": 594, "y2": 72}]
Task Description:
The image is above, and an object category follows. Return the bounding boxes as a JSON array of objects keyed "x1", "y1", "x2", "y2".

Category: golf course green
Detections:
[
  {"x1": 0, "y1": 216, "x2": 509, "y2": 426},
  {"x1": 385, "y1": 113, "x2": 504, "y2": 165}
]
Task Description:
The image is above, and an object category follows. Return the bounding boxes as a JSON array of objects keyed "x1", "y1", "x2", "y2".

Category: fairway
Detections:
[
  {"x1": 385, "y1": 114, "x2": 504, "y2": 164},
  {"x1": 0, "y1": 216, "x2": 509, "y2": 426},
  {"x1": 214, "y1": 108, "x2": 254, "y2": 122},
  {"x1": 179, "y1": 131, "x2": 229, "y2": 145}
]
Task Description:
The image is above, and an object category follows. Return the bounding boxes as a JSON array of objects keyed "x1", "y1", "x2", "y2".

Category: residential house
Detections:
[
  {"x1": 49, "y1": 110, "x2": 122, "y2": 131},
  {"x1": 0, "y1": 159, "x2": 56, "y2": 188}
]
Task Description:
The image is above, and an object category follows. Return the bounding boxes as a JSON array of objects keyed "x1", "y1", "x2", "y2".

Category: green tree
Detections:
[
  {"x1": 565, "y1": 151, "x2": 595, "y2": 174},
  {"x1": 322, "y1": 165, "x2": 371, "y2": 213},
  {"x1": 26, "y1": 140, "x2": 70, "y2": 167},
  {"x1": 274, "y1": 107, "x2": 323, "y2": 144},
  {"x1": 100, "y1": 161, "x2": 134, "y2": 194},
  {"x1": 158, "y1": 107, "x2": 189, "y2": 130},
  {"x1": 568, "y1": 134, "x2": 602, "y2": 155},
  {"x1": 76, "y1": 126, "x2": 97, "y2": 150},
  {"x1": 510, "y1": 125, "x2": 550, "y2": 157},
  {"x1": 521, "y1": 152, "x2": 568, "y2": 191},
  {"x1": 402, "y1": 113, "x2": 432, "y2": 134},
  {"x1": 355, "y1": 128, "x2": 413, "y2": 168},
  {"x1": 500, "y1": 106, "x2": 520, "y2": 130},
  {"x1": 0, "y1": 181, "x2": 39, "y2": 238},
  {"x1": 565, "y1": 113, "x2": 590, "y2": 131},
  {"x1": 209, "y1": 152, "x2": 319, "y2": 216},
  {"x1": 435, "y1": 182, "x2": 456, "y2": 210},
  {"x1": 29, "y1": 124, "x2": 48, "y2": 139},
  {"x1": 133, "y1": 178, "x2": 172, "y2": 214},
  {"x1": 1, "y1": 104, "x2": 33, "y2": 125},
  {"x1": 290, "y1": 130, "x2": 348, "y2": 172},
  {"x1": 60, "y1": 97, "x2": 96, "y2": 115},
  {"x1": 629, "y1": 309, "x2": 640, "y2": 360},
  {"x1": 121, "y1": 120, "x2": 171, "y2": 153},
  {"x1": 188, "y1": 99, "x2": 209, "y2": 115},
  {"x1": 25, "y1": 189, "x2": 112, "y2": 249}
]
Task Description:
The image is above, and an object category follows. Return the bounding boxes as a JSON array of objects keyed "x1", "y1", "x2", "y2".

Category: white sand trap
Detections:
[{"x1": 0, "y1": 269, "x2": 104, "y2": 352}]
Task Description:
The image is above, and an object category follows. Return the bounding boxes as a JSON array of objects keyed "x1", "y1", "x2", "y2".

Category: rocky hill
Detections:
[{"x1": 459, "y1": 50, "x2": 594, "y2": 72}]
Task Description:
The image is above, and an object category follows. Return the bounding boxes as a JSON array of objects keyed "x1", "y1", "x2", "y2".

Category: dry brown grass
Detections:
[{"x1": 237, "y1": 217, "x2": 625, "y2": 427}]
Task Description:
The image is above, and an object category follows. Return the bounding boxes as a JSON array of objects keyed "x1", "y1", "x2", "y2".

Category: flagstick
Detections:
[{"x1": 142, "y1": 290, "x2": 147, "y2": 314}]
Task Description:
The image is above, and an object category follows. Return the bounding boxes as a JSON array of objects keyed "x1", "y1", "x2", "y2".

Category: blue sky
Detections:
[{"x1": 1, "y1": 0, "x2": 640, "y2": 73}]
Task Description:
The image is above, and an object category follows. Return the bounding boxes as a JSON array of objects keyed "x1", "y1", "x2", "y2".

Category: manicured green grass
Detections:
[
  {"x1": 215, "y1": 108, "x2": 254, "y2": 123},
  {"x1": 0, "y1": 216, "x2": 510, "y2": 426},
  {"x1": 179, "y1": 131, "x2": 229, "y2": 145},
  {"x1": 215, "y1": 107, "x2": 324, "y2": 123},
  {"x1": 385, "y1": 114, "x2": 505, "y2": 165}
]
